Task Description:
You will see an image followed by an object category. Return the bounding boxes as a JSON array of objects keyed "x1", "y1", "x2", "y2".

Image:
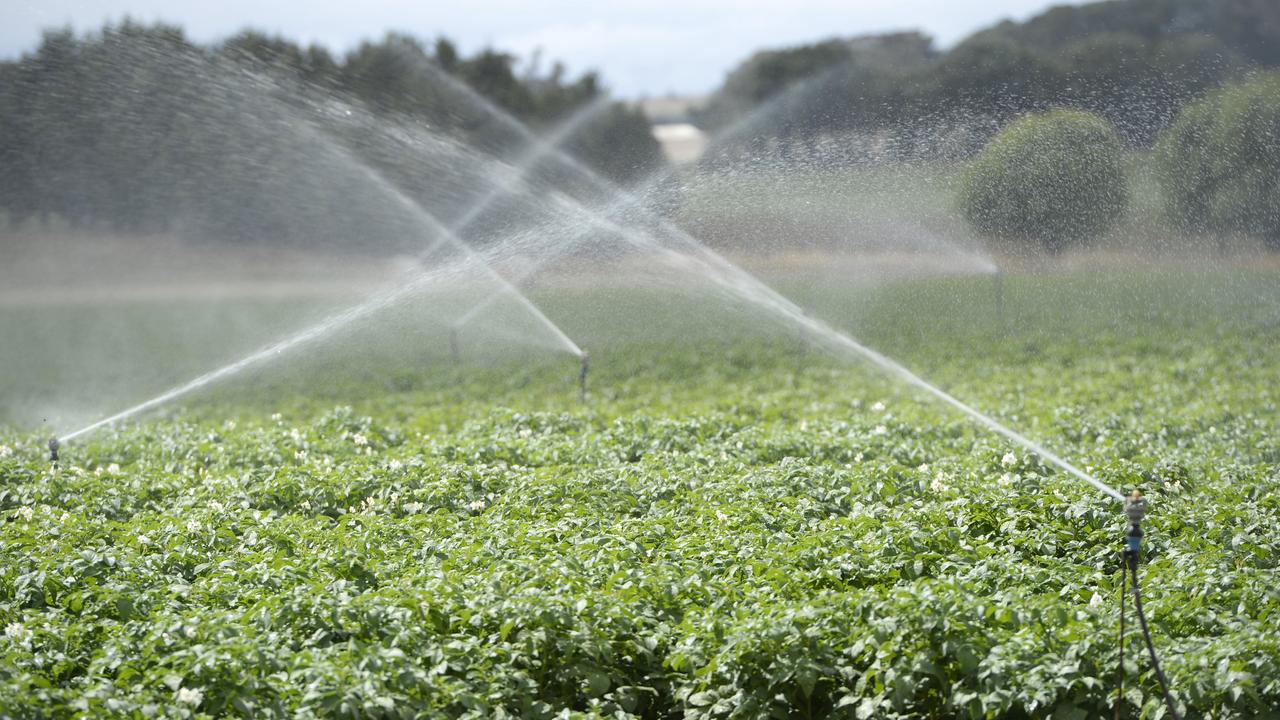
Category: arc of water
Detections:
[
  {"x1": 58, "y1": 270, "x2": 445, "y2": 444},
  {"x1": 446, "y1": 95, "x2": 612, "y2": 240},
  {"x1": 343, "y1": 161, "x2": 582, "y2": 357},
  {"x1": 781, "y1": 311, "x2": 1125, "y2": 502},
  {"x1": 420, "y1": 64, "x2": 1126, "y2": 504},
  {"x1": 58, "y1": 90, "x2": 611, "y2": 444},
  {"x1": 371, "y1": 94, "x2": 612, "y2": 353},
  {"x1": 447, "y1": 75, "x2": 845, "y2": 331},
  {"x1": 449, "y1": 72, "x2": 871, "y2": 332},
  {"x1": 444, "y1": 70, "x2": 874, "y2": 331}
]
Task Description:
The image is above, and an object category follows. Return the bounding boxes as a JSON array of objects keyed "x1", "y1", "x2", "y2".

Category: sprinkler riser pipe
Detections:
[
  {"x1": 48, "y1": 437, "x2": 59, "y2": 464},
  {"x1": 1126, "y1": 524, "x2": 1143, "y2": 557},
  {"x1": 994, "y1": 270, "x2": 1006, "y2": 328},
  {"x1": 1123, "y1": 491, "x2": 1148, "y2": 560},
  {"x1": 578, "y1": 351, "x2": 590, "y2": 402}
]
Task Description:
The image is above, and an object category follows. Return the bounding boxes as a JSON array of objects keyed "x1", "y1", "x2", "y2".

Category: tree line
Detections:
[
  {"x1": 698, "y1": 0, "x2": 1280, "y2": 161},
  {"x1": 0, "y1": 22, "x2": 663, "y2": 246}
]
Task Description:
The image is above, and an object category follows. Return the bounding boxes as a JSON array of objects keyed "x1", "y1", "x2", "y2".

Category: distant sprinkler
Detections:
[
  {"x1": 47, "y1": 437, "x2": 60, "y2": 464},
  {"x1": 1123, "y1": 490, "x2": 1147, "y2": 558},
  {"x1": 449, "y1": 326, "x2": 461, "y2": 364},
  {"x1": 994, "y1": 267, "x2": 1006, "y2": 330},
  {"x1": 578, "y1": 351, "x2": 590, "y2": 402},
  {"x1": 796, "y1": 316, "x2": 809, "y2": 377}
]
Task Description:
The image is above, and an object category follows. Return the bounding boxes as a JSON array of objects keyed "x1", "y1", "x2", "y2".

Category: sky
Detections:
[{"x1": 0, "y1": 0, "x2": 1082, "y2": 98}]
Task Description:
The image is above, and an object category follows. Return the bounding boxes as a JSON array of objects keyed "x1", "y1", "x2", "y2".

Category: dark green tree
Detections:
[
  {"x1": 960, "y1": 109, "x2": 1130, "y2": 252},
  {"x1": 1155, "y1": 72, "x2": 1280, "y2": 247}
]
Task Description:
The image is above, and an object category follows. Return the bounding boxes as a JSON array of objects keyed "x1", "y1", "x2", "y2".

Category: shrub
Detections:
[
  {"x1": 960, "y1": 109, "x2": 1129, "y2": 252},
  {"x1": 1155, "y1": 73, "x2": 1280, "y2": 248}
]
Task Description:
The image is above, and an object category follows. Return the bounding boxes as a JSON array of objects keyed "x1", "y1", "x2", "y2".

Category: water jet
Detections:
[
  {"x1": 422, "y1": 64, "x2": 1124, "y2": 504},
  {"x1": 52, "y1": 72, "x2": 594, "y2": 445}
]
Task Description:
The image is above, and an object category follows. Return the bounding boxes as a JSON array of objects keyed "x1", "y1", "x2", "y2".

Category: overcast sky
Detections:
[{"x1": 1, "y1": 0, "x2": 1081, "y2": 97}]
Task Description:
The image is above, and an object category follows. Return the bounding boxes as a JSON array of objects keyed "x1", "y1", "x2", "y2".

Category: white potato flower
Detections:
[{"x1": 5, "y1": 622, "x2": 31, "y2": 643}]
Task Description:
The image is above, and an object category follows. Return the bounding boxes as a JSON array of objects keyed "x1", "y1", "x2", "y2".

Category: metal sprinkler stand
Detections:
[
  {"x1": 578, "y1": 351, "x2": 590, "y2": 402},
  {"x1": 795, "y1": 325, "x2": 808, "y2": 381},
  {"x1": 48, "y1": 437, "x2": 60, "y2": 464},
  {"x1": 1123, "y1": 490, "x2": 1147, "y2": 563},
  {"x1": 994, "y1": 268, "x2": 1006, "y2": 330},
  {"x1": 1116, "y1": 490, "x2": 1183, "y2": 720}
]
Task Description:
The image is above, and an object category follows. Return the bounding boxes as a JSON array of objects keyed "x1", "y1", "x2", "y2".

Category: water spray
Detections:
[
  {"x1": 578, "y1": 351, "x2": 590, "y2": 402},
  {"x1": 422, "y1": 63, "x2": 1128, "y2": 508},
  {"x1": 53, "y1": 86, "x2": 598, "y2": 446}
]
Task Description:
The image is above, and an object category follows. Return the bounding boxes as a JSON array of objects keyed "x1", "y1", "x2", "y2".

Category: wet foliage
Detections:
[
  {"x1": 1, "y1": 271, "x2": 1277, "y2": 718},
  {"x1": 697, "y1": 0, "x2": 1274, "y2": 161},
  {"x1": 1156, "y1": 72, "x2": 1280, "y2": 249},
  {"x1": 960, "y1": 110, "x2": 1129, "y2": 252}
]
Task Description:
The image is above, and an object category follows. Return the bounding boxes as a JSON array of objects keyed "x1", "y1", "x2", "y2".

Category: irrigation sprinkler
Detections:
[
  {"x1": 449, "y1": 326, "x2": 461, "y2": 364},
  {"x1": 578, "y1": 351, "x2": 590, "y2": 402},
  {"x1": 1115, "y1": 490, "x2": 1182, "y2": 720},
  {"x1": 1123, "y1": 490, "x2": 1147, "y2": 556},
  {"x1": 47, "y1": 437, "x2": 59, "y2": 464},
  {"x1": 794, "y1": 324, "x2": 809, "y2": 385},
  {"x1": 994, "y1": 268, "x2": 1006, "y2": 329}
]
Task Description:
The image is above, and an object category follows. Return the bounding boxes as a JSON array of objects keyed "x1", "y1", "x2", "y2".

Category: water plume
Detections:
[
  {"x1": 418, "y1": 62, "x2": 1125, "y2": 504},
  {"x1": 56, "y1": 68, "x2": 598, "y2": 443}
]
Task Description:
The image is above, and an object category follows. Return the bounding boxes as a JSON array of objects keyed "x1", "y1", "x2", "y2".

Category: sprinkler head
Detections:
[
  {"x1": 1123, "y1": 490, "x2": 1146, "y2": 559},
  {"x1": 1124, "y1": 490, "x2": 1147, "y2": 527},
  {"x1": 47, "y1": 437, "x2": 60, "y2": 463}
]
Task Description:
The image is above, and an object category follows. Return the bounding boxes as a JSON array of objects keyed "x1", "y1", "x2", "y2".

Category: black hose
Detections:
[
  {"x1": 1114, "y1": 560, "x2": 1126, "y2": 720},
  {"x1": 1126, "y1": 552, "x2": 1181, "y2": 720}
]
